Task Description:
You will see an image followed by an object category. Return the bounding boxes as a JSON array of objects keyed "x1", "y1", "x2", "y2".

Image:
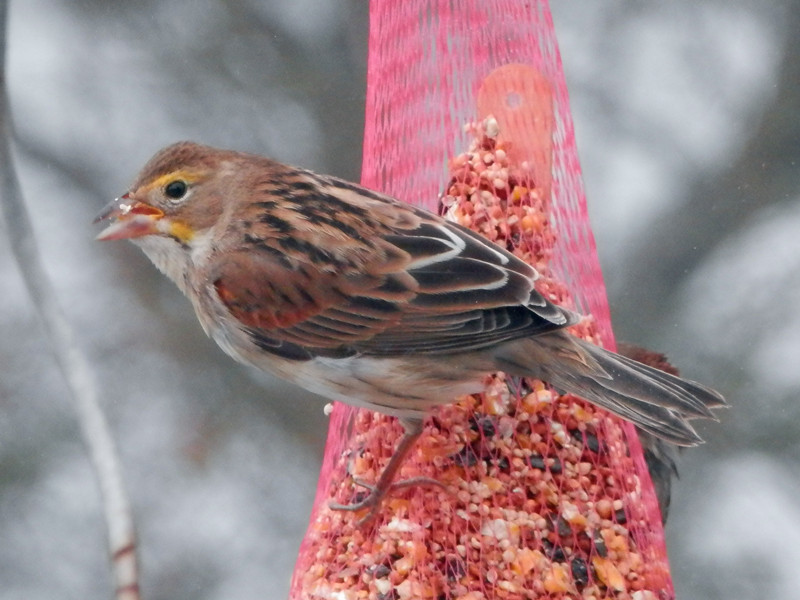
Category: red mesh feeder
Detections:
[{"x1": 290, "y1": 2, "x2": 673, "y2": 598}]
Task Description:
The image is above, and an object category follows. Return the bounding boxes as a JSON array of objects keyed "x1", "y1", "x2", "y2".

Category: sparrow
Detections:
[
  {"x1": 95, "y1": 141, "x2": 725, "y2": 517},
  {"x1": 616, "y1": 342, "x2": 684, "y2": 524}
]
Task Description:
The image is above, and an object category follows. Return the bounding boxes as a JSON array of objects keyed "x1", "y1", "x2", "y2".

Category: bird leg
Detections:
[{"x1": 329, "y1": 417, "x2": 444, "y2": 525}]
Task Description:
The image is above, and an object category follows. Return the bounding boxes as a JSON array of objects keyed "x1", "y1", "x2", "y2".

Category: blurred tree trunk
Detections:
[{"x1": 612, "y1": 1, "x2": 800, "y2": 341}]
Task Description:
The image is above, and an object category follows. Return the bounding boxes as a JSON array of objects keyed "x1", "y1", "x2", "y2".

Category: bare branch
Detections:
[{"x1": 0, "y1": 2, "x2": 140, "y2": 598}]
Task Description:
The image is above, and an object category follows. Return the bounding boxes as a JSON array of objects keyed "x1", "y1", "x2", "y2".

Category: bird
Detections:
[
  {"x1": 95, "y1": 141, "x2": 725, "y2": 519},
  {"x1": 615, "y1": 342, "x2": 684, "y2": 523}
]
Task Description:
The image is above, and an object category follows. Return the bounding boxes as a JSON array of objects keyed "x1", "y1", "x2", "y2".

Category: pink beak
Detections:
[{"x1": 94, "y1": 193, "x2": 165, "y2": 241}]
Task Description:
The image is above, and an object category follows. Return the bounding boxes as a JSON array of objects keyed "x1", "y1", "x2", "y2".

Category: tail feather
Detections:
[
  {"x1": 493, "y1": 331, "x2": 726, "y2": 447},
  {"x1": 580, "y1": 341, "x2": 725, "y2": 418},
  {"x1": 570, "y1": 383, "x2": 705, "y2": 445}
]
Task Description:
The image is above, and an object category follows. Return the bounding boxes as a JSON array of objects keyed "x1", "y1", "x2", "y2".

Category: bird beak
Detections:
[{"x1": 94, "y1": 193, "x2": 165, "y2": 241}]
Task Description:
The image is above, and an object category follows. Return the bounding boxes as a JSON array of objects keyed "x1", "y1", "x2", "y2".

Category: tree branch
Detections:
[{"x1": 0, "y1": 2, "x2": 140, "y2": 598}]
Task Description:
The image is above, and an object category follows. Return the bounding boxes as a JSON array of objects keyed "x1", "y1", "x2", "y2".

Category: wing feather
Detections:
[{"x1": 207, "y1": 176, "x2": 573, "y2": 357}]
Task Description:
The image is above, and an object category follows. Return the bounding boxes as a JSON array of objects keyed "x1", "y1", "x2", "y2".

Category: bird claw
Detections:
[
  {"x1": 329, "y1": 476, "x2": 446, "y2": 526},
  {"x1": 328, "y1": 478, "x2": 380, "y2": 512}
]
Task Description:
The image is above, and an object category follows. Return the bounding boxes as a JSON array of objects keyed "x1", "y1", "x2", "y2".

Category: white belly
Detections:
[{"x1": 279, "y1": 355, "x2": 487, "y2": 418}]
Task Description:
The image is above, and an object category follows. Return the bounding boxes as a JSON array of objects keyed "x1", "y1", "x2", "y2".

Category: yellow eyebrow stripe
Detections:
[{"x1": 144, "y1": 170, "x2": 204, "y2": 193}]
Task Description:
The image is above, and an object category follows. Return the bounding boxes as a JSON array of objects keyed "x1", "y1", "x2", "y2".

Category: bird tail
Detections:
[{"x1": 493, "y1": 331, "x2": 726, "y2": 446}]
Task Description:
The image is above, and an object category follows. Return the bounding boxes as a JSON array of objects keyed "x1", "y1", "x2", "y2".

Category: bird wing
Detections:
[{"x1": 207, "y1": 176, "x2": 574, "y2": 359}]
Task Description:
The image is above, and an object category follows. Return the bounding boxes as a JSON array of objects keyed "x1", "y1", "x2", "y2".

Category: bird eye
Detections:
[{"x1": 164, "y1": 180, "x2": 188, "y2": 200}]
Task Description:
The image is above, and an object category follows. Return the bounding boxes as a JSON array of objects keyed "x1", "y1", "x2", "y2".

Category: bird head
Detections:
[{"x1": 94, "y1": 142, "x2": 229, "y2": 246}]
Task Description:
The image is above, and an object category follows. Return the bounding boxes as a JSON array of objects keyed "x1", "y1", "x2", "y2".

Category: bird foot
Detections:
[{"x1": 329, "y1": 476, "x2": 446, "y2": 526}]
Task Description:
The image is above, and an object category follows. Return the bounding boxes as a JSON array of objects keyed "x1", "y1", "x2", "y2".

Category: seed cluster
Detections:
[{"x1": 294, "y1": 117, "x2": 671, "y2": 600}]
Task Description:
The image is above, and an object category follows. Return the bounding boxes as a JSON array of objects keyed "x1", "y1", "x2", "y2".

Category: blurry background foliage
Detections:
[{"x1": 1, "y1": 1, "x2": 798, "y2": 599}]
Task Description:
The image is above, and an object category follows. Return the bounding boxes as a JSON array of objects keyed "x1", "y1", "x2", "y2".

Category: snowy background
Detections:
[{"x1": 1, "y1": 1, "x2": 798, "y2": 598}]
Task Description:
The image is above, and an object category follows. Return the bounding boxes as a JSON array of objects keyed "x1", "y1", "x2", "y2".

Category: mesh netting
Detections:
[{"x1": 290, "y1": 2, "x2": 673, "y2": 598}]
